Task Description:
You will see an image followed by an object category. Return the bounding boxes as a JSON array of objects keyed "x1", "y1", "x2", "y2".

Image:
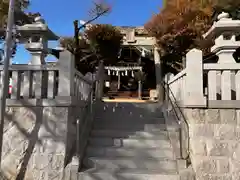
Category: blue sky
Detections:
[{"x1": 13, "y1": 0, "x2": 162, "y2": 64}]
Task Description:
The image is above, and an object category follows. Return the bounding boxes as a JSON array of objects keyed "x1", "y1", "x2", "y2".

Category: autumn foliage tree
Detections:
[
  {"x1": 145, "y1": 0, "x2": 213, "y2": 73},
  {"x1": 145, "y1": 0, "x2": 240, "y2": 75},
  {"x1": 212, "y1": 0, "x2": 240, "y2": 19}
]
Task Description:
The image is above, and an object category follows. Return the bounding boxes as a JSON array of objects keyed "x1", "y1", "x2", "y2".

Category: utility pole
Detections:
[
  {"x1": 0, "y1": 0, "x2": 15, "y2": 167},
  {"x1": 73, "y1": 8, "x2": 109, "y2": 61},
  {"x1": 74, "y1": 20, "x2": 80, "y2": 60}
]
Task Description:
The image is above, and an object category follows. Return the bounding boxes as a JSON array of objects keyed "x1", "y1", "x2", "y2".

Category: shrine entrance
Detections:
[
  {"x1": 101, "y1": 26, "x2": 158, "y2": 101},
  {"x1": 103, "y1": 59, "x2": 156, "y2": 100},
  {"x1": 104, "y1": 64, "x2": 143, "y2": 99}
]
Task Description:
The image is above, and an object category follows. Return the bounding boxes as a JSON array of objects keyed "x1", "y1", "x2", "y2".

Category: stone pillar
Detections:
[
  {"x1": 138, "y1": 58, "x2": 142, "y2": 100},
  {"x1": 57, "y1": 50, "x2": 75, "y2": 96},
  {"x1": 117, "y1": 71, "x2": 120, "y2": 90},
  {"x1": 185, "y1": 49, "x2": 206, "y2": 106},
  {"x1": 138, "y1": 80, "x2": 142, "y2": 100},
  {"x1": 164, "y1": 73, "x2": 174, "y2": 106},
  {"x1": 95, "y1": 61, "x2": 105, "y2": 100},
  {"x1": 154, "y1": 46, "x2": 163, "y2": 103}
]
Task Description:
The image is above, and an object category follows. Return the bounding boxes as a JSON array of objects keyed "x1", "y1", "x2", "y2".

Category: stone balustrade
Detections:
[{"x1": 164, "y1": 12, "x2": 240, "y2": 180}]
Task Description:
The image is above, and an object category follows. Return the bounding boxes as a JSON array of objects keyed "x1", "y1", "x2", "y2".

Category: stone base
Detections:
[
  {"x1": 184, "y1": 108, "x2": 240, "y2": 180},
  {"x1": 149, "y1": 89, "x2": 158, "y2": 100},
  {"x1": 1, "y1": 106, "x2": 74, "y2": 180}
]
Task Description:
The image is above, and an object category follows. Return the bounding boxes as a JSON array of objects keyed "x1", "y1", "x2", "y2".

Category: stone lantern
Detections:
[
  {"x1": 17, "y1": 16, "x2": 59, "y2": 65},
  {"x1": 203, "y1": 12, "x2": 240, "y2": 63}
]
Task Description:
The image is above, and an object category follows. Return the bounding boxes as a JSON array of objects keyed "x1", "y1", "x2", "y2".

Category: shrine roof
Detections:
[
  {"x1": 115, "y1": 26, "x2": 149, "y2": 36},
  {"x1": 86, "y1": 24, "x2": 149, "y2": 36}
]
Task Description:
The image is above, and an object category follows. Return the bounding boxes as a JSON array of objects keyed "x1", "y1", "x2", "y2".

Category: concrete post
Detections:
[
  {"x1": 57, "y1": 50, "x2": 75, "y2": 97},
  {"x1": 95, "y1": 61, "x2": 104, "y2": 100},
  {"x1": 154, "y1": 46, "x2": 163, "y2": 103},
  {"x1": 164, "y1": 73, "x2": 174, "y2": 107},
  {"x1": 185, "y1": 48, "x2": 206, "y2": 106}
]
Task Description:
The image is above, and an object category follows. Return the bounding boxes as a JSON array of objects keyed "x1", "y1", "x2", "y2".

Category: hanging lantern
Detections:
[
  {"x1": 125, "y1": 70, "x2": 128, "y2": 76},
  {"x1": 108, "y1": 69, "x2": 111, "y2": 75},
  {"x1": 121, "y1": 71, "x2": 124, "y2": 76},
  {"x1": 116, "y1": 71, "x2": 119, "y2": 76},
  {"x1": 131, "y1": 71, "x2": 134, "y2": 77}
]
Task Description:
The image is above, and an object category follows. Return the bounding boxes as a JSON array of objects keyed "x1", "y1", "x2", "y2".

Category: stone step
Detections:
[
  {"x1": 95, "y1": 110, "x2": 164, "y2": 117},
  {"x1": 96, "y1": 116, "x2": 164, "y2": 121},
  {"x1": 94, "y1": 117, "x2": 165, "y2": 124},
  {"x1": 88, "y1": 137, "x2": 172, "y2": 149},
  {"x1": 93, "y1": 123, "x2": 168, "y2": 131},
  {"x1": 79, "y1": 169, "x2": 179, "y2": 180},
  {"x1": 86, "y1": 146, "x2": 175, "y2": 159},
  {"x1": 84, "y1": 157, "x2": 178, "y2": 171},
  {"x1": 95, "y1": 104, "x2": 163, "y2": 117},
  {"x1": 90, "y1": 130, "x2": 171, "y2": 139}
]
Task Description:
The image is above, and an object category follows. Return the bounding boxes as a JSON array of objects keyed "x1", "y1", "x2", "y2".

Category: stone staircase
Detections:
[{"x1": 78, "y1": 102, "x2": 193, "y2": 180}]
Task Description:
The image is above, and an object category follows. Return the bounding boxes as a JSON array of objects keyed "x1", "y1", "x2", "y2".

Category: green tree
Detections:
[
  {"x1": 85, "y1": 24, "x2": 123, "y2": 65},
  {"x1": 0, "y1": 0, "x2": 30, "y2": 27},
  {"x1": 0, "y1": 0, "x2": 32, "y2": 58},
  {"x1": 60, "y1": 24, "x2": 123, "y2": 74},
  {"x1": 60, "y1": 0, "x2": 121, "y2": 74},
  {"x1": 60, "y1": 36, "x2": 94, "y2": 74}
]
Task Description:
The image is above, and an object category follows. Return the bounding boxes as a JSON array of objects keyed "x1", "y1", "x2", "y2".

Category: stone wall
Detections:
[
  {"x1": 0, "y1": 105, "x2": 75, "y2": 180},
  {"x1": 184, "y1": 108, "x2": 240, "y2": 180}
]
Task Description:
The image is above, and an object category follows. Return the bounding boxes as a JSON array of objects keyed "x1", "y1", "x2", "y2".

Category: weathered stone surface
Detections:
[
  {"x1": 189, "y1": 124, "x2": 215, "y2": 138},
  {"x1": 232, "y1": 142, "x2": 240, "y2": 160},
  {"x1": 184, "y1": 109, "x2": 205, "y2": 123},
  {"x1": 230, "y1": 159, "x2": 240, "y2": 173},
  {"x1": 1, "y1": 106, "x2": 71, "y2": 180},
  {"x1": 232, "y1": 172, "x2": 240, "y2": 180},
  {"x1": 236, "y1": 110, "x2": 240, "y2": 125},
  {"x1": 190, "y1": 138, "x2": 207, "y2": 155},
  {"x1": 185, "y1": 108, "x2": 240, "y2": 180},
  {"x1": 220, "y1": 109, "x2": 237, "y2": 124},
  {"x1": 206, "y1": 140, "x2": 232, "y2": 156},
  {"x1": 192, "y1": 156, "x2": 229, "y2": 175},
  {"x1": 234, "y1": 126, "x2": 240, "y2": 140},
  {"x1": 215, "y1": 124, "x2": 235, "y2": 140},
  {"x1": 205, "y1": 109, "x2": 220, "y2": 124},
  {"x1": 197, "y1": 174, "x2": 232, "y2": 180},
  {"x1": 216, "y1": 158, "x2": 229, "y2": 173},
  {"x1": 193, "y1": 157, "x2": 217, "y2": 174}
]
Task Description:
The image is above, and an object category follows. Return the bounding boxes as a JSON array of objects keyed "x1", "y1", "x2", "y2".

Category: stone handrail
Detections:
[
  {"x1": 0, "y1": 64, "x2": 59, "y2": 99},
  {"x1": 168, "y1": 69, "x2": 186, "y2": 85},
  {"x1": 203, "y1": 63, "x2": 240, "y2": 108},
  {"x1": 165, "y1": 71, "x2": 187, "y2": 105},
  {"x1": 74, "y1": 69, "x2": 93, "y2": 101},
  {"x1": 76, "y1": 61, "x2": 105, "y2": 170}
]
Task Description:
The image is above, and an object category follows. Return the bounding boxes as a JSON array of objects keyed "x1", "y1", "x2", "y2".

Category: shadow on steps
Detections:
[{"x1": 75, "y1": 102, "x2": 186, "y2": 180}]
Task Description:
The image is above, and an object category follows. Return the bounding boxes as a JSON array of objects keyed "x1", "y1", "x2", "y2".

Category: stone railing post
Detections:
[
  {"x1": 154, "y1": 46, "x2": 164, "y2": 103},
  {"x1": 185, "y1": 48, "x2": 206, "y2": 106},
  {"x1": 57, "y1": 50, "x2": 75, "y2": 97},
  {"x1": 95, "y1": 61, "x2": 105, "y2": 100},
  {"x1": 164, "y1": 73, "x2": 174, "y2": 107}
]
